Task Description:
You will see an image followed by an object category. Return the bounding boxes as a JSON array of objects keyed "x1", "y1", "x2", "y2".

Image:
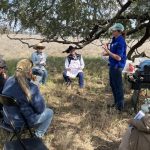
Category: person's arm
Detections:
[
  {"x1": 129, "y1": 115, "x2": 150, "y2": 132},
  {"x1": 31, "y1": 52, "x2": 40, "y2": 65},
  {"x1": 65, "y1": 57, "x2": 71, "y2": 71},
  {"x1": 102, "y1": 41, "x2": 126, "y2": 61},
  {"x1": 102, "y1": 46, "x2": 121, "y2": 61},
  {"x1": 40, "y1": 53, "x2": 47, "y2": 66},
  {"x1": 80, "y1": 56, "x2": 85, "y2": 69},
  {"x1": 31, "y1": 86, "x2": 46, "y2": 114}
]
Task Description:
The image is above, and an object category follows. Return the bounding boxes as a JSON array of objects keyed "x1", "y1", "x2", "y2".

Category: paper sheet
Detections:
[
  {"x1": 134, "y1": 110, "x2": 145, "y2": 120},
  {"x1": 66, "y1": 69, "x2": 79, "y2": 78}
]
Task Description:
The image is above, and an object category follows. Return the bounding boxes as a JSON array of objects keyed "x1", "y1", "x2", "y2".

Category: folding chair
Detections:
[{"x1": 0, "y1": 94, "x2": 48, "y2": 150}]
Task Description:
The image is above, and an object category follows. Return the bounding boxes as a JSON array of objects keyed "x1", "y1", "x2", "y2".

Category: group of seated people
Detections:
[
  {"x1": 31, "y1": 43, "x2": 85, "y2": 90},
  {"x1": 0, "y1": 44, "x2": 150, "y2": 149},
  {"x1": 0, "y1": 43, "x2": 85, "y2": 138}
]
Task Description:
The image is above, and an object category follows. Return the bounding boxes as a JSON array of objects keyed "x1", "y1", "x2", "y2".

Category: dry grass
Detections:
[
  {"x1": 0, "y1": 57, "x2": 137, "y2": 150},
  {"x1": 0, "y1": 34, "x2": 149, "y2": 150}
]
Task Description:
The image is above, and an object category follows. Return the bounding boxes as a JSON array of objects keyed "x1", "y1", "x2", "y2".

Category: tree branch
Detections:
[
  {"x1": 81, "y1": 0, "x2": 133, "y2": 46},
  {"x1": 127, "y1": 23, "x2": 150, "y2": 60},
  {"x1": 116, "y1": 0, "x2": 123, "y2": 7},
  {"x1": 127, "y1": 22, "x2": 150, "y2": 36},
  {"x1": 7, "y1": 34, "x2": 83, "y2": 49},
  {"x1": 7, "y1": 34, "x2": 34, "y2": 48}
]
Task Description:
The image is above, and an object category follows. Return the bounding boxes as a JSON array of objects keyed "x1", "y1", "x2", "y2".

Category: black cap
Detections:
[
  {"x1": 0, "y1": 59, "x2": 7, "y2": 69},
  {"x1": 62, "y1": 46, "x2": 75, "y2": 53}
]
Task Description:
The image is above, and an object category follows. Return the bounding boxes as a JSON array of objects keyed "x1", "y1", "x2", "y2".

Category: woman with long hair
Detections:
[{"x1": 2, "y1": 58, "x2": 53, "y2": 137}]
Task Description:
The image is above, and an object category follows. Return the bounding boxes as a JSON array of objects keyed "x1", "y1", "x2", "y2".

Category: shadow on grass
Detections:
[{"x1": 92, "y1": 136, "x2": 120, "y2": 150}]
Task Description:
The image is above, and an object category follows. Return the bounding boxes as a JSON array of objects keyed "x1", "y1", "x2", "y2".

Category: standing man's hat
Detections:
[
  {"x1": 33, "y1": 43, "x2": 45, "y2": 49},
  {"x1": 62, "y1": 46, "x2": 75, "y2": 53}
]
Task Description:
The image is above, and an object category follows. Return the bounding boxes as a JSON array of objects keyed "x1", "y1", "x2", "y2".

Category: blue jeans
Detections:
[
  {"x1": 32, "y1": 68, "x2": 48, "y2": 84},
  {"x1": 63, "y1": 71, "x2": 84, "y2": 88},
  {"x1": 109, "y1": 66, "x2": 124, "y2": 111},
  {"x1": 34, "y1": 108, "x2": 53, "y2": 137}
]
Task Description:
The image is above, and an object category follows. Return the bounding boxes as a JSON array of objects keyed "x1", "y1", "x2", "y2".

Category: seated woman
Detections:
[
  {"x1": 0, "y1": 58, "x2": 8, "y2": 118},
  {"x1": 2, "y1": 59, "x2": 53, "y2": 138},
  {"x1": 31, "y1": 43, "x2": 48, "y2": 84},
  {"x1": 119, "y1": 103, "x2": 150, "y2": 150},
  {"x1": 63, "y1": 46, "x2": 85, "y2": 90}
]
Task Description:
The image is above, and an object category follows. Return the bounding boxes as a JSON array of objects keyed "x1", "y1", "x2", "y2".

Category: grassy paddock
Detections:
[{"x1": 1, "y1": 57, "x2": 133, "y2": 150}]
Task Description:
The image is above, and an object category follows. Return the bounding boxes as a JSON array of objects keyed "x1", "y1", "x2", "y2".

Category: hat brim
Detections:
[{"x1": 33, "y1": 46, "x2": 45, "y2": 49}]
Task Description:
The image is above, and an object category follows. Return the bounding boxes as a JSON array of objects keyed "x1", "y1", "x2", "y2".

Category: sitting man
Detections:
[
  {"x1": 63, "y1": 46, "x2": 85, "y2": 90},
  {"x1": 31, "y1": 43, "x2": 48, "y2": 84},
  {"x1": 119, "y1": 101, "x2": 150, "y2": 150},
  {"x1": 0, "y1": 58, "x2": 7, "y2": 118}
]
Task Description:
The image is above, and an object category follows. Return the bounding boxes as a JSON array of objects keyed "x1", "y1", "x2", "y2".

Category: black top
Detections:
[{"x1": 0, "y1": 74, "x2": 6, "y2": 94}]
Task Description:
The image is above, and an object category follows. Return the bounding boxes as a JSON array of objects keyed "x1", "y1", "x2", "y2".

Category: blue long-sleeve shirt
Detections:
[
  {"x1": 31, "y1": 51, "x2": 47, "y2": 71},
  {"x1": 109, "y1": 35, "x2": 127, "y2": 68},
  {"x1": 2, "y1": 76, "x2": 45, "y2": 126}
]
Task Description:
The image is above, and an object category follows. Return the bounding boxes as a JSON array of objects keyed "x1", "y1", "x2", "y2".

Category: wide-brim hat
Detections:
[
  {"x1": 62, "y1": 46, "x2": 75, "y2": 53},
  {"x1": 33, "y1": 43, "x2": 45, "y2": 49}
]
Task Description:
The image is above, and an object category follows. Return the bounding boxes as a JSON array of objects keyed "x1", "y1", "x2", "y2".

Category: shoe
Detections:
[
  {"x1": 107, "y1": 103, "x2": 116, "y2": 108},
  {"x1": 77, "y1": 88, "x2": 84, "y2": 95},
  {"x1": 65, "y1": 82, "x2": 71, "y2": 87}
]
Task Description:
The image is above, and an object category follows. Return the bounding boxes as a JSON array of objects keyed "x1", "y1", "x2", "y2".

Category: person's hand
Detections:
[
  {"x1": 101, "y1": 51, "x2": 108, "y2": 56},
  {"x1": 127, "y1": 119, "x2": 133, "y2": 125},
  {"x1": 78, "y1": 67, "x2": 82, "y2": 70},
  {"x1": 2, "y1": 72, "x2": 7, "y2": 79},
  {"x1": 40, "y1": 61, "x2": 46, "y2": 66},
  {"x1": 102, "y1": 43, "x2": 108, "y2": 50},
  {"x1": 66, "y1": 68, "x2": 71, "y2": 71},
  {"x1": 129, "y1": 75, "x2": 134, "y2": 80}
]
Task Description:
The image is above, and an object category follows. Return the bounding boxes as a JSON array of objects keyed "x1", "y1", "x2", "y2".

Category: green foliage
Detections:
[{"x1": 0, "y1": 0, "x2": 149, "y2": 39}]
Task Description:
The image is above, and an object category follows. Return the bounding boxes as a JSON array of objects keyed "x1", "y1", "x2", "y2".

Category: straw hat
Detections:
[{"x1": 33, "y1": 43, "x2": 45, "y2": 49}]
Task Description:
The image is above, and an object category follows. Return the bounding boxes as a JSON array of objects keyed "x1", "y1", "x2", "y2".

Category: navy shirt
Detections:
[
  {"x1": 109, "y1": 35, "x2": 127, "y2": 68},
  {"x1": 2, "y1": 76, "x2": 45, "y2": 126}
]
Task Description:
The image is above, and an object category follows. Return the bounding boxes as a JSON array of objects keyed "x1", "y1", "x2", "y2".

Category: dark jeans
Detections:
[
  {"x1": 109, "y1": 66, "x2": 124, "y2": 111},
  {"x1": 32, "y1": 68, "x2": 48, "y2": 84},
  {"x1": 63, "y1": 71, "x2": 84, "y2": 88}
]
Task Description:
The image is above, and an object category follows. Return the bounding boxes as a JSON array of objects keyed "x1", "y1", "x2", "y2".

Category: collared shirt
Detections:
[
  {"x1": 109, "y1": 35, "x2": 127, "y2": 68},
  {"x1": 65, "y1": 54, "x2": 85, "y2": 70},
  {"x1": 31, "y1": 51, "x2": 47, "y2": 70}
]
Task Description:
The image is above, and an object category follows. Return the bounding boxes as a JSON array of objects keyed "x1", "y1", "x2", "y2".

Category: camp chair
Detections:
[{"x1": 0, "y1": 94, "x2": 48, "y2": 150}]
